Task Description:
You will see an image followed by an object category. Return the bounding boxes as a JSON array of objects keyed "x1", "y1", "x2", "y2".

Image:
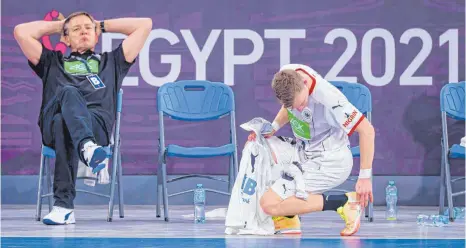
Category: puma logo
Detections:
[
  {"x1": 332, "y1": 100, "x2": 347, "y2": 110},
  {"x1": 332, "y1": 104, "x2": 343, "y2": 110}
]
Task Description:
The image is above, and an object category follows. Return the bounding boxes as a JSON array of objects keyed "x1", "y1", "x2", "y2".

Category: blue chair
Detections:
[
  {"x1": 439, "y1": 82, "x2": 465, "y2": 221},
  {"x1": 156, "y1": 80, "x2": 238, "y2": 221},
  {"x1": 35, "y1": 89, "x2": 125, "y2": 222},
  {"x1": 329, "y1": 81, "x2": 374, "y2": 222}
]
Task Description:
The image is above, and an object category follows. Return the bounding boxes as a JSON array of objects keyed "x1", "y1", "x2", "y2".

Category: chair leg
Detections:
[
  {"x1": 45, "y1": 158, "x2": 53, "y2": 212},
  {"x1": 161, "y1": 162, "x2": 169, "y2": 222},
  {"x1": 233, "y1": 149, "x2": 239, "y2": 179},
  {"x1": 107, "y1": 151, "x2": 119, "y2": 222},
  {"x1": 228, "y1": 155, "x2": 234, "y2": 193},
  {"x1": 439, "y1": 149, "x2": 446, "y2": 215},
  {"x1": 443, "y1": 152, "x2": 455, "y2": 222},
  {"x1": 156, "y1": 161, "x2": 162, "y2": 218},
  {"x1": 36, "y1": 154, "x2": 46, "y2": 221},
  {"x1": 367, "y1": 201, "x2": 374, "y2": 222},
  {"x1": 117, "y1": 152, "x2": 124, "y2": 218}
]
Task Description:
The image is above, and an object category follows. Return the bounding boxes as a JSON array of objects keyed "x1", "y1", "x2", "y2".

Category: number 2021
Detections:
[{"x1": 324, "y1": 28, "x2": 459, "y2": 86}]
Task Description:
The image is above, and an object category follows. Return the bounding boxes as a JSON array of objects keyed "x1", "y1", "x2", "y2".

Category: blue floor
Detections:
[{"x1": 1, "y1": 237, "x2": 464, "y2": 248}]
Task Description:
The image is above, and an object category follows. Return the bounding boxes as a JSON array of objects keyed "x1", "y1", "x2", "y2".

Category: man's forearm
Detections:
[
  {"x1": 14, "y1": 20, "x2": 63, "y2": 40},
  {"x1": 359, "y1": 129, "x2": 375, "y2": 170},
  {"x1": 99, "y1": 18, "x2": 152, "y2": 36}
]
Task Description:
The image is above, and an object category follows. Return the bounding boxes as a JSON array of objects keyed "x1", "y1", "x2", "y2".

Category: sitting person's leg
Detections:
[
  {"x1": 42, "y1": 113, "x2": 77, "y2": 225},
  {"x1": 42, "y1": 111, "x2": 109, "y2": 225},
  {"x1": 261, "y1": 147, "x2": 361, "y2": 236},
  {"x1": 56, "y1": 85, "x2": 107, "y2": 172}
]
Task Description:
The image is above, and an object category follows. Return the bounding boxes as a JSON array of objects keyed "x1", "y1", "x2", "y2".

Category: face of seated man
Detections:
[{"x1": 63, "y1": 14, "x2": 99, "y2": 53}]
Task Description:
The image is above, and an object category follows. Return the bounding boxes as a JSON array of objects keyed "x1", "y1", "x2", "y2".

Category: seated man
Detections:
[
  {"x1": 14, "y1": 11, "x2": 152, "y2": 225},
  {"x1": 250, "y1": 64, "x2": 375, "y2": 236}
]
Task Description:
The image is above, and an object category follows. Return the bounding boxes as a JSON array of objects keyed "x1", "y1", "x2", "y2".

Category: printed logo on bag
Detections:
[
  {"x1": 241, "y1": 175, "x2": 257, "y2": 197},
  {"x1": 343, "y1": 110, "x2": 358, "y2": 128}
]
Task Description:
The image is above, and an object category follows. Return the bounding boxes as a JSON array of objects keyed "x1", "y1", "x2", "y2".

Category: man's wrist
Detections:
[
  {"x1": 56, "y1": 20, "x2": 65, "y2": 35},
  {"x1": 99, "y1": 20, "x2": 106, "y2": 33},
  {"x1": 358, "y1": 168, "x2": 372, "y2": 179},
  {"x1": 271, "y1": 121, "x2": 281, "y2": 132}
]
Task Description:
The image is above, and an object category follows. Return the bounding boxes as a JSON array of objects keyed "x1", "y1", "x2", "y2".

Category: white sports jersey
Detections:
[{"x1": 279, "y1": 64, "x2": 364, "y2": 152}]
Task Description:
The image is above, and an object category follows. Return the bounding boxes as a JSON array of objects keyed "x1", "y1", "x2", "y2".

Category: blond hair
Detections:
[{"x1": 271, "y1": 69, "x2": 304, "y2": 108}]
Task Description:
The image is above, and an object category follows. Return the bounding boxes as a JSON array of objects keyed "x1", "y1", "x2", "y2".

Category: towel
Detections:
[
  {"x1": 224, "y1": 117, "x2": 306, "y2": 235},
  {"x1": 77, "y1": 158, "x2": 110, "y2": 187}
]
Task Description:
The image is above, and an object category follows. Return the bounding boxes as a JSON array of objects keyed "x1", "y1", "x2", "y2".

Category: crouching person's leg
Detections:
[{"x1": 260, "y1": 178, "x2": 321, "y2": 234}]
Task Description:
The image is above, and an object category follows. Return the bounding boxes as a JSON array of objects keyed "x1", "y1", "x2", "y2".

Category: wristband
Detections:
[
  {"x1": 358, "y1": 168, "x2": 372, "y2": 179},
  {"x1": 100, "y1": 21, "x2": 106, "y2": 33},
  {"x1": 271, "y1": 121, "x2": 281, "y2": 132}
]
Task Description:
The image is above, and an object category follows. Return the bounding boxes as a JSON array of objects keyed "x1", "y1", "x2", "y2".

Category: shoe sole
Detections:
[
  {"x1": 340, "y1": 217, "x2": 361, "y2": 236},
  {"x1": 43, "y1": 219, "x2": 75, "y2": 225},
  {"x1": 90, "y1": 148, "x2": 107, "y2": 174},
  {"x1": 275, "y1": 230, "x2": 302, "y2": 235}
]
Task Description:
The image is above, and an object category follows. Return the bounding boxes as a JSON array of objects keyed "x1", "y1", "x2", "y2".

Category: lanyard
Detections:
[{"x1": 73, "y1": 56, "x2": 93, "y2": 74}]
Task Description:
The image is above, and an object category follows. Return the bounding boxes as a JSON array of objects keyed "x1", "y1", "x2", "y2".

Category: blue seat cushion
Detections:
[
  {"x1": 351, "y1": 146, "x2": 360, "y2": 157},
  {"x1": 449, "y1": 144, "x2": 465, "y2": 159},
  {"x1": 166, "y1": 144, "x2": 235, "y2": 158},
  {"x1": 42, "y1": 146, "x2": 56, "y2": 158}
]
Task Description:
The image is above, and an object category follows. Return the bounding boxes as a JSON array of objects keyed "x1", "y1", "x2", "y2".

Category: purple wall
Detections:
[{"x1": 1, "y1": 0, "x2": 465, "y2": 176}]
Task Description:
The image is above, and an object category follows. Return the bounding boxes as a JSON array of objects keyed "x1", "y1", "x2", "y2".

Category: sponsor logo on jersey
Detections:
[{"x1": 343, "y1": 110, "x2": 358, "y2": 128}]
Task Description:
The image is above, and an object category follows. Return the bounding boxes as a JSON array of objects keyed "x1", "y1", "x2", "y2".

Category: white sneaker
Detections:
[
  {"x1": 81, "y1": 141, "x2": 107, "y2": 174},
  {"x1": 43, "y1": 206, "x2": 76, "y2": 225}
]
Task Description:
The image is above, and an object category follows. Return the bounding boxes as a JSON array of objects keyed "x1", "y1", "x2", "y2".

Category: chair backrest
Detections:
[
  {"x1": 157, "y1": 80, "x2": 235, "y2": 121},
  {"x1": 440, "y1": 82, "x2": 465, "y2": 121},
  {"x1": 330, "y1": 81, "x2": 372, "y2": 116}
]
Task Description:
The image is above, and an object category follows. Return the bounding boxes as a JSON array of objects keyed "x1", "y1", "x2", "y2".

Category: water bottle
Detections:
[
  {"x1": 417, "y1": 214, "x2": 449, "y2": 226},
  {"x1": 443, "y1": 207, "x2": 465, "y2": 219},
  {"x1": 385, "y1": 181, "x2": 398, "y2": 220},
  {"x1": 194, "y1": 184, "x2": 206, "y2": 223}
]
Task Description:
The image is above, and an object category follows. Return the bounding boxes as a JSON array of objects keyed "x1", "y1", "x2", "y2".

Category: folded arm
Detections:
[
  {"x1": 97, "y1": 18, "x2": 152, "y2": 63},
  {"x1": 14, "y1": 20, "x2": 64, "y2": 65}
]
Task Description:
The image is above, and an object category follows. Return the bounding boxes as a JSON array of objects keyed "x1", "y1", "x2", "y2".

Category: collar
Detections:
[{"x1": 68, "y1": 49, "x2": 95, "y2": 58}]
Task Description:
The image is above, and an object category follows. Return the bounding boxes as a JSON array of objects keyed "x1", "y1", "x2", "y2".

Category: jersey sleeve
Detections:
[
  {"x1": 28, "y1": 44, "x2": 58, "y2": 81},
  {"x1": 282, "y1": 64, "x2": 364, "y2": 136},
  {"x1": 109, "y1": 43, "x2": 136, "y2": 88}
]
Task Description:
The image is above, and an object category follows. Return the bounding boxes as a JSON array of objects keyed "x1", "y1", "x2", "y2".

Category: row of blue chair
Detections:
[
  {"x1": 156, "y1": 80, "x2": 376, "y2": 222},
  {"x1": 35, "y1": 80, "x2": 464, "y2": 224}
]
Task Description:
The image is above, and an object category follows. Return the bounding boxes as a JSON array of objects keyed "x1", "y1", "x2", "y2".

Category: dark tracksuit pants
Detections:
[{"x1": 41, "y1": 86, "x2": 108, "y2": 209}]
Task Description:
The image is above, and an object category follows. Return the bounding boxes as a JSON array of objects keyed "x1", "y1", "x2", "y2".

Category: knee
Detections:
[
  {"x1": 260, "y1": 194, "x2": 279, "y2": 216},
  {"x1": 57, "y1": 85, "x2": 79, "y2": 99}
]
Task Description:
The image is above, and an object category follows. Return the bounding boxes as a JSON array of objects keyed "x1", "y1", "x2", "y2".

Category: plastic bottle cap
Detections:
[
  {"x1": 388, "y1": 180, "x2": 395, "y2": 185},
  {"x1": 197, "y1": 184, "x2": 203, "y2": 187}
]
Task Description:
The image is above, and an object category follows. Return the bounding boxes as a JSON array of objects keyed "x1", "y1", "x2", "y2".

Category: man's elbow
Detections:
[
  {"x1": 141, "y1": 18, "x2": 153, "y2": 31},
  {"x1": 13, "y1": 24, "x2": 27, "y2": 41}
]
